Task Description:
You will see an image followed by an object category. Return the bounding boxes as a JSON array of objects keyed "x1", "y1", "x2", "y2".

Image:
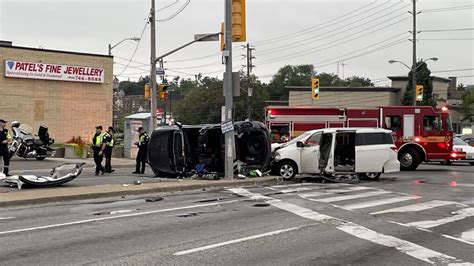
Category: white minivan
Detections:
[{"x1": 272, "y1": 128, "x2": 400, "y2": 180}]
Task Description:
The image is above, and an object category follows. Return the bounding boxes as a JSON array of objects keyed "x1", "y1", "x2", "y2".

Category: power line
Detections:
[
  {"x1": 418, "y1": 38, "x2": 474, "y2": 41},
  {"x1": 432, "y1": 68, "x2": 474, "y2": 73},
  {"x1": 454, "y1": 74, "x2": 474, "y2": 78},
  {"x1": 253, "y1": 1, "x2": 386, "y2": 46},
  {"x1": 116, "y1": 20, "x2": 149, "y2": 76},
  {"x1": 420, "y1": 5, "x2": 474, "y2": 13},
  {"x1": 257, "y1": 8, "x2": 410, "y2": 58},
  {"x1": 421, "y1": 28, "x2": 474, "y2": 32},
  {"x1": 156, "y1": 0, "x2": 191, "y2": 22}
]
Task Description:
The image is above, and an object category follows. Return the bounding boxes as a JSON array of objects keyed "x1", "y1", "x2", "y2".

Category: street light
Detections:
[
  {"x1": 388, "y1": 57, "x2": 438, "y2": 106},
  {"x1": 108, "y1": 37, "x2": 141, "y2": 56}
]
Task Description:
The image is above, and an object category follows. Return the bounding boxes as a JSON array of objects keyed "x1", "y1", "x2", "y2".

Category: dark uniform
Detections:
[
  {"x1": 103, "y1": 128, "x2": 115, "y2": 173},
  {"x1": 0, "y1": 120, "x2": 12, "y2": 176},
  {"x1": 133, "y1": 128, "x2": 149, "y2": 174},
  {"x1": 91, "y1": 126, "x2": 106, "y2": 175}
]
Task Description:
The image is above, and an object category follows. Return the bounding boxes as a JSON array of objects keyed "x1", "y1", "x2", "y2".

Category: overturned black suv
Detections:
[{"x1": 147, "y1": 121, "x2": 272, "y2": 177}]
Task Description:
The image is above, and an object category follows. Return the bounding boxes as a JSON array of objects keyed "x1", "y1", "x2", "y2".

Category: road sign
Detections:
[
  {"x1": 311, "y1": 77, "x2": 320, "y2": 99},
  {"x1": 156, "y1": 68, "x2": 165, "y2": 76},
  {"x1": 416, "y1": 85, "x2": 423, "y2": 102},
  {"x1": 194, "y1": 33, "x2": 220, "y2": 42},
  {"x1": 221, "y1": 121, "x2": 234, "y2": 134}
]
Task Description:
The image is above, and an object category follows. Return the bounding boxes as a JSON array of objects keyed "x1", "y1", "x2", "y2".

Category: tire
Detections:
[
  {"x1": 470, "y1": 162, "x2": 474, "y2": 166},
  {"x1": 35, "y1": 156, "x2": 46, "y2": 161},
  {"x1": 277, "y1": 161, "x2": 297, "y2": 180},
  {"x1": 361, "y1": 172, "x2": 381, "y2": 180},
  {"x1": 398, "y1": 148, "x2": 421, "y2": 171}
]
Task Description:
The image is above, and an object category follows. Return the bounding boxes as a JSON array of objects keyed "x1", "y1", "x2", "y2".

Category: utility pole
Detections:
[
  {"x1": 245, "y1": 43, "x2": 255, "y2": 120},
  {"x1": 149, "y1": 0, "x2": 158, "y2": 132},
  {"x1": 224, "y1": 0, "x2": 235, "y2": 178},
  {"x1": 337, "y1": 62, "x2": 340, "y2": 77},
  {"x1": 411, "y1": 0, "x2": 417, "y2": 106},
  {"x1": 341, "y1": 62, "x2": 347, "y2": 79}
]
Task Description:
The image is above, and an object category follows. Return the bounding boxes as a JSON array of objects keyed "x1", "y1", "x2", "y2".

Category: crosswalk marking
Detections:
[
  {"x1": 305, "y1": 190, "x2": 392, "y2": 203},
  {"x1": 229, "y1": 188, "x2": 468, "y2": 265},
  {"x1": 339, "y1": 196, "x2": 421, "y2": 210},
  {"x1": 406, "y1": 208, "x2": 474, "y2": 229},
  {"x1": 298, "y1": 186, "x2": 373, "y2": 198},
  {"x1": 461, "y1": 228, "x2": 474, "y2": 243},
  {"x1": 370, "y1": 200, "x2": 457, "y2": 215}
]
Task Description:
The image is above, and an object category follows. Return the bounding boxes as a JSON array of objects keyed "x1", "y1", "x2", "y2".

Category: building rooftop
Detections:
[
  {"x1": 388, "y1": 76, "x2": 451, "y2": 83},
  {"x1": 0, "y1": 40, "x2": 112, "y2": 58},
  {"x1": 285, "y1": 86, "x2": 401, "y2": 92}
]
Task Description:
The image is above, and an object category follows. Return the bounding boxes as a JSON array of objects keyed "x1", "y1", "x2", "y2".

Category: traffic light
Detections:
[
  {"x1": 220, "y1": 22, "x2": 225, "y2": 51},
  {"x1": 416, "y1": 85, "x2": 423, "y2": 102},
  {"x1": 144, "y1": 83, "x2": 150, "y2": 99},
  {"x1": 311, "y1": 77, "x2": 320, "y2": 100},
  {"x1": 158, "y1": 84, "x2": 169, "y2": 100},
  {"x1": 231, "y1": 0, "x2": 246, "y2": 42}
]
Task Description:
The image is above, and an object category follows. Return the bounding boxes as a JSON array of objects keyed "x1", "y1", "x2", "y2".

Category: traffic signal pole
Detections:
[
  {"x1": 224, "y1": 0, "x2": 235, "y2": 178},
  {"x1": 150, "y1": 0, "x2": 158, "y2": 132},
  {"x1": 411, "y1": 0, "x2": 417, "y2": 106}
]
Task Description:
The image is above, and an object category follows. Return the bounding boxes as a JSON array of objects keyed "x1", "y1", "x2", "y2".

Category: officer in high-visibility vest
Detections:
[
  {"x1": 133, "y1": 127, "x2": 149, "y2": 174},
  {"x1": 0, "y1": 119, "x2": 12, "y2": 176},
  {"x1": 103, "y1": 126, "x2": 115, "y2": 173},
  {"x1": 91, "y1": 125, "x2": 107, "y2": 176}
]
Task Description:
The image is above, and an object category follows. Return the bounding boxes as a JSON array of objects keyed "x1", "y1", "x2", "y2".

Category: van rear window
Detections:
[{"x1": 356, "y1": 133, "x2": 393, "y2": 145}]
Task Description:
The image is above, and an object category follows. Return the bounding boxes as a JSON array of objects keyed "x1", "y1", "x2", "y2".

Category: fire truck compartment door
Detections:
[{"x1": 403, "y1": 115, "x2": 415, "y2": 138}]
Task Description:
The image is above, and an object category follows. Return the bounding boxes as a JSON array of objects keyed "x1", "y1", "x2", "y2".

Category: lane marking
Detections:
[
  {"x1": 307, "y1": 190, "x2": 391, "y2": 203},
  {"x1": 270, "y1": 183, "x2": 349, "y2": 189},
  {"x1": 460, "y1": 228, "x2": 474, "y2": 243},
  {"x1": 0, "y1": 200, "x2": 238, "y2": 236},
  {"x1": 229, "y1": 188, "x2": 468, "y2": 265},
  {"x1": 298, "y1": 186, "x2": 373, "y2": 198},
  {"x1": 371, "y1": 200, "x2": 457, "y2": 215},
  {"x1": 0, "y1": 217, "x2": 15, "y2": 220},
  {"x1": 174, "y1": 225, "x2": 312, "y2": 256},
  {"x1": 340, "y1": 196, "x2": 421, "y2": 210},
  {"x1": 406, "y1": 208, "x2": 474, "y2": 229}
]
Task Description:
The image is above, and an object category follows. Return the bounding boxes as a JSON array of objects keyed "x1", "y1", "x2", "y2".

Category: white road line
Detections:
[
  {"x1": 340, "y1": 196, "x2": 421, "y2": 210},
  {"x1": 0, "y1": 217, "x2": 15, "y2": 220},
  {"x1": 0, "y1": 200, "x2": 238, "y2": 236},
  {"x1": 270, "y1": 183, "x2": 349, "y2": 189},
  {"x1": 174, "y1": 226, "x2": 305, "y2": 256},
  {"x1": 406, "y1": 208, "x2": 474, "y2": 229},
  {"x1": 460, "y1": 228, "x2": 474, "y2": 243},
  {"x1": 279, "y1": 187, "x2": 319, "y2": 193},
  {"x1": 298, "y1": 186, "x2": 373, "y2": 198},
  {"x1": 309, "y1": 190, "x2": 391, "y2": 203},
  {"x1": 371, "y1": 200, "x2": 457, "y2": 215},
  {"x1": 229, "y1": 188, "x2": 467, "y2": 265}
]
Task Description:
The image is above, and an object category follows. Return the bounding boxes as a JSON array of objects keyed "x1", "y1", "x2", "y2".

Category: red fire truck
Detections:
[{"x1": 265, "y1": 105, "x2": 463, "y2": 170}]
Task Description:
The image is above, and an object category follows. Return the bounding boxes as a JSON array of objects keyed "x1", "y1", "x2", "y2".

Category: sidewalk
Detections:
[{"x1": 0, "y1": 176, "x2": 280, "y2": 207}]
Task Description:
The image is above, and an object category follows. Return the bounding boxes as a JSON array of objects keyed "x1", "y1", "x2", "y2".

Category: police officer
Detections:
[
  {"x1": 91, "y1": 125, "x2": 106, "y2": 176},
  {"x1": 133, "y1": 127, "x2": 149, "y2": 174},
  {"x1": 103, "y1": 126, "x2": 115, "y2": 173},
  {"x1": 0, "y1": 119, "x2": 12, "y2": 176}
]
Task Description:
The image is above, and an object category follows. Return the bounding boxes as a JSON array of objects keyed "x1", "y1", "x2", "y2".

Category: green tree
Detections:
[
  {"x1": 461, "y1": 90, "x2": 474, "y2": 122},
  {"x1": 118, "y1": 76, "x2": 150, "y2": 95},
  {"x1": 266, "y1": 64, "x2": 315, "y2": 100},
  {"x1": 401, "y1": 61, "x2": 436, "y2": 106}
]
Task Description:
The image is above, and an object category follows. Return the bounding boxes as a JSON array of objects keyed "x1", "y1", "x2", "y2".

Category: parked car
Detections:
[
  {"x1": 451, "y1": 137, "x2": 474, "y2": 165},
  {"x1": 272, "y1": 128, "x2": 400, "y2": 180},
  {"x1": 147, "y1": 121, "x2": 272, "y2": 177},
  {"x1": 460, "y1": 134, "x2": 474, "y2": 147}
]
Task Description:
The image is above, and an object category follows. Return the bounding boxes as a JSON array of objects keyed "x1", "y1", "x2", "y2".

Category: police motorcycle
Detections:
[{"x1": 8, "y1": 121, "x2": 54, "y2": 160}]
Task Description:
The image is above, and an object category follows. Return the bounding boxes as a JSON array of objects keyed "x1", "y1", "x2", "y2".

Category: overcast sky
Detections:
[{"x1": 1, "y1": 0, "x2": 473, "y2": 86}]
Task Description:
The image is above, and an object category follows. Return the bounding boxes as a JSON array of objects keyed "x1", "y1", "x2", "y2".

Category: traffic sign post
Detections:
[{"x1": 311, "y1": 77, "x2": 320, "y2": 100}]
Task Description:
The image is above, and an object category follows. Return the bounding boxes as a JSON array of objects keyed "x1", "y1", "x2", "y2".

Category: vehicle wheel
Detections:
[
  {"x1": 36, "y1": 156, "x2": 46, "y2": 161},
  {"x1": 361, "y1": 172, "x2": 381, "y2": 180},
  {"x1": 470, "y1": 162, "x2": 474, "y2": 166},
  {"x1": 278, "y1": 161, "x2": 297, "y2": 180},
  {"x1": 398, "y1": 148, "x2": 420, "y2": 171}
]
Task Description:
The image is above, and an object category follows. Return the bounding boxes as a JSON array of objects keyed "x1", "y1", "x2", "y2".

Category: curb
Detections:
[{"x1": 0, "y1": 177, "x2": 281, "y2": 208}]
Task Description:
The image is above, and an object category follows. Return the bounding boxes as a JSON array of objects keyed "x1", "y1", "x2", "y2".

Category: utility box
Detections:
[{"x1": 124, "y1": 113, "x2": 151, "y2": 159}]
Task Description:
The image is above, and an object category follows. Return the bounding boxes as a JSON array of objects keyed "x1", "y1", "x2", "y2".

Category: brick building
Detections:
[{"x1": 0, "y1": 41, "x2": 113, "y2": 143}]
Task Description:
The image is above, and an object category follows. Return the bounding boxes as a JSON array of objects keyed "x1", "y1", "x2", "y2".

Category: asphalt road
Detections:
[{"x1": 0, "y1": 164, "x2": 473, "y2": 265}]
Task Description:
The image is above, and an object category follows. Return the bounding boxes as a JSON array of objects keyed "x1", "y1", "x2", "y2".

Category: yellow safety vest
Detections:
[{"x1": 92, "y1": 132, "x2": 105, "y2": 147}]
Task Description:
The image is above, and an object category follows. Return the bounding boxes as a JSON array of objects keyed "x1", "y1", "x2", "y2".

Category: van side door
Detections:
[
  {"x1": 173, "y1": 130, "x2": 186, "y2": 174},
  {"x1": 300, "y1": 132, "x2": 322, "y2": 173},
  {"x1": 355, "y1": 133, "x2": 390, "y2": 173}
]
